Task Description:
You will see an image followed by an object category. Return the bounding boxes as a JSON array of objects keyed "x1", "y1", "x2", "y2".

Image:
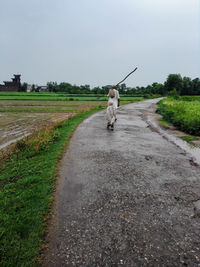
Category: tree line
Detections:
[{"x1": 23, "y1": 74, "x2": 200, "y2": 96}]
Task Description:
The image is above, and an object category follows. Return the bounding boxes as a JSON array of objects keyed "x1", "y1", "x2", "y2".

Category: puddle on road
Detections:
[{"x1": 147, "y1": 115, "x2": 200, "y2": 166}]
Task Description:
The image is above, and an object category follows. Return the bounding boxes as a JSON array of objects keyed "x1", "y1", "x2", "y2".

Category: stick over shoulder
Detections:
[{"x1": 115, "y1": 67, "x2": 138, "y2": 86}]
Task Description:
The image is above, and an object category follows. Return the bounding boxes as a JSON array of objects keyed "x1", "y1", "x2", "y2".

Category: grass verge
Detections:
[
  {"x1": 158, "y1": 118, "x2": 172, "y2": 129},
  {"x1": 0, "y1": 106, "x2": 103, "y2": 267},
  {"x1": 180, "y1": 136, "x2": 200, "y2": 142}
]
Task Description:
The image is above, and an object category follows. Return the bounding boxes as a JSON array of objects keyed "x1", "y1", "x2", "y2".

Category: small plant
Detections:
[
  {"x1": 168, "y1": 88, "x2": 179, "y2": 99},
  {"x1": 158, "y1": 118, "x2": 171, "y2": 129},
  {"x1": 180, "y1": 136, "x2": 199, "y2": 142},
  {"x1": 15, "y1": 139, "x2": 27, "y2": 152}
]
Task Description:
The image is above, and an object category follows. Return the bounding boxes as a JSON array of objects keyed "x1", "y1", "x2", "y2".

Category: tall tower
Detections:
[{"x1": 13, "y1": 74, "x2": 21, "y2": 84}]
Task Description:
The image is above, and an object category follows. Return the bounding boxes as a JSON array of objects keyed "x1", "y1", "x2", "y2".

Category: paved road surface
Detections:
[{"x1": 43, "y1": 99, "x2": 200, "y2": 266}]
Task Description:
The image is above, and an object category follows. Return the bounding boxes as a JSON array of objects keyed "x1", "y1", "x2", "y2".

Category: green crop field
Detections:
[
  {"x1": 157, "y1": 96, "x2": 200, "y2": 135},
  {"x1": 0, "y1": 100, "x2": 106, "y2": 113},
  {"x1": 0, "y1": 92, "x2": 144, "y2": 101}
]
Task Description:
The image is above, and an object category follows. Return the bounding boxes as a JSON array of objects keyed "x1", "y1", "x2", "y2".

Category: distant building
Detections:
[
  {"x1": 38, "y1": 86, "x2": 48, "y2": 92},
  {"x1": 26, "y1": 84, "x2": 32, "y2": 92},
  {"x1": 0, "y1": 74, "x2": 21, "y2": 92},
  {"x1": 28, "y1": 84, "x2": 40, "y2": 92}
]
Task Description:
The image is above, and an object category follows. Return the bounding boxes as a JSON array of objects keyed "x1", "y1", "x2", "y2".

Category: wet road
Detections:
[{"x1": 43, "y1": 99, "x2": 200, "y2": 266}]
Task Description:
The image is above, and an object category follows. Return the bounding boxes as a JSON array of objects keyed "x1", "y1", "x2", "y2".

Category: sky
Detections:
[{"x1": 0, "y1": 0, "x2": 199, "y2": 88}]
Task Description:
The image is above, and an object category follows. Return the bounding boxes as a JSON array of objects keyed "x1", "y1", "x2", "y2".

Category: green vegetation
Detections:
[
  {"x1": 1, "y1": 73, "x2": 199, "y2": 96},
  {"x1": 164, "y1": 74, "x2": 200, "y2": 96},
  {"x1": 158, "y1": 118, "x2": 172, "y2": 129},
  {"x1": 157, "y1": 96, "x2": 200, "y2": 135},
  {"x1": 0, "y1": 100, "x2": 107, "y2": 113},
  {"x1": 44, "y1": 74, "x2": 200, "y2": 96},
  {"x1": 0, "y1": 107, "x2": 103, "y2": 267},
  {"x1": 0, "y1": 92, "x2": 144, "y2": 102},
  {"x1": 180, "y1": 136, "x2": 200, "y2": 142},
  {"x1": 174, "y1": 196, "x2": 181, "y2": 201}
]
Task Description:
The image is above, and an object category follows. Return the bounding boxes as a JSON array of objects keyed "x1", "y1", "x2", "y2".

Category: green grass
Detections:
[
  {"x1": 0, "y1": 92, "x2": 144, "y2": 101},
  {"x1": 178, "y1": 96, "x2": 200, "y2": 102},
  {"x1": 180, "y1": 136, "x2": 200, "y2": 142},
  {"x1": 158, "y1": 118, "x2": 172, "y2": 129},
  {"x1": 0, "y1": 96, "x2": 143, "y2": 101},
  {"x1": 0, "y1": 100, "x2": 108, "y2": 114},
  {"x1": 0, "y1": 106, "x2": 103, "y2": 267},
  {"x1": 0, "y1": 106, "x2": 73, "y2": 113},
  {"x1": 156, "y1": 97, "x2": 200, "y2": 135}
]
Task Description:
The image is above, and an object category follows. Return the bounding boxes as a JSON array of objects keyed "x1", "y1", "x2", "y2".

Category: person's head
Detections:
[{"x1": 112, "y1": 85, "x2": 117, "y2": 89}]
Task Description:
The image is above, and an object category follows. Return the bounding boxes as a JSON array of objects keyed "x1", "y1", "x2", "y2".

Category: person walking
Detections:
[{"x1": 106, "y1": 86, "x2": 120, "y2": 130}]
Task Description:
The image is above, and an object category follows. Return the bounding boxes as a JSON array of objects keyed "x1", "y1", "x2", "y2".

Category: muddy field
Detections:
[{"x1": 0, "y1": 100, "x2": 107, "y2": 150}]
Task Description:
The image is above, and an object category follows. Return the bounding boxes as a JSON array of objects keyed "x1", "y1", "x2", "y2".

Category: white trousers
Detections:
[{"x1": 106, "y1": 105, "x2": 116, "y2": 125}]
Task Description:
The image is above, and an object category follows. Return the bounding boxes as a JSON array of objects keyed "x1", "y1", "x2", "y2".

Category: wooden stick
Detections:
[{"x1": 115, "y1": 67, "x2": 138, "y2": 86}]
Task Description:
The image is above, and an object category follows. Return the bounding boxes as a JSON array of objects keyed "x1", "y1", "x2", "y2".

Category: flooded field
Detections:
[{"x1": 0, "y1": 100, "x2": 107, "y2": 149}]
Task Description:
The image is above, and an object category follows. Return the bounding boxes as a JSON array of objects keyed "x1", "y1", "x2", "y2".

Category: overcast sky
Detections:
[{"x1": 0, "y1": 0, "x2": 199, "y2": 88}]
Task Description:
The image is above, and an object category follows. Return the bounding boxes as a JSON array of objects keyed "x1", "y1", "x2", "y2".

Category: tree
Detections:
[
  {"x1": 101, "y1": 86, "x2": 109, "y2": 95},
  {"x1": 20, "y1": 82, "x2": 27, "y2": 92},
  {"x1": 191, "y1": 78, "x2": 200, "y2": 95},
  {"x1": 59, "y1": 82, "x2": 72, "y2": 93},
  {"x1": 80, "y1": 85, "x2": 90, "y2": 94},
  {"x1": 119, "y1": 83, "x2": 126, "y2": 94},
  {"x1": 31, "y1": 84, "x2": 36, "y2": 92},
  {"x1": 164, "y1": 74, "x2": 183, "y2": 94},
  {"x1": 47, "y1": 82, "x2": 58, "y2": 92},
  {"x1": 181, "y1": 77, "x2": 192, "y2": 95},
  {"x1": 92, "y1": 87, "x2": 102, "y2": 94},
  {"x1": 153, "y1": 83, "x2": 166, "y2": 95}
]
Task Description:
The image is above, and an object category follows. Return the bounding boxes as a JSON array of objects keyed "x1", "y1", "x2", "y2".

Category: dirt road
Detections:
[{"x1": 43, "y1": 99, "x2": 200, "y2": 266}]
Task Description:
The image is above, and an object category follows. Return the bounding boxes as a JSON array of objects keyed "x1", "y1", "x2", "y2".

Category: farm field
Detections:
[
  {"x1": 0, "y1": 100, "x2": 107, "y2": 150},
  {"x1": 157, "y1": 96, "x2": 200, "y2": 136},
  {"x1": 0, "y1": 92, "x2": 144, "y2": 101},
  {"x1": 0, "y1": 96, "x2": 139, "y2": 150}
]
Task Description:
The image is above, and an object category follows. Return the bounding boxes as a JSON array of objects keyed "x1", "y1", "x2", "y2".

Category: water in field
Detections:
[
  {"x1": 0, "y1": 112, "x2": 73, "y2": 150},
  {"x1": 0, "y1": 100, "x2": 107, "y2": 150}
]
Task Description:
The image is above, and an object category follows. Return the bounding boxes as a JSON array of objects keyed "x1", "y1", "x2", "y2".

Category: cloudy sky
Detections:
[{"x1": 0, "y1": 0, "x2": 199, "y2": 88}]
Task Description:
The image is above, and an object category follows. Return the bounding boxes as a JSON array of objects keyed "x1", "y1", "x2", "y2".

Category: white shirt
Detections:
[{"x1": 108, "y1": 89, "x2": 120, "y2": 109}]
